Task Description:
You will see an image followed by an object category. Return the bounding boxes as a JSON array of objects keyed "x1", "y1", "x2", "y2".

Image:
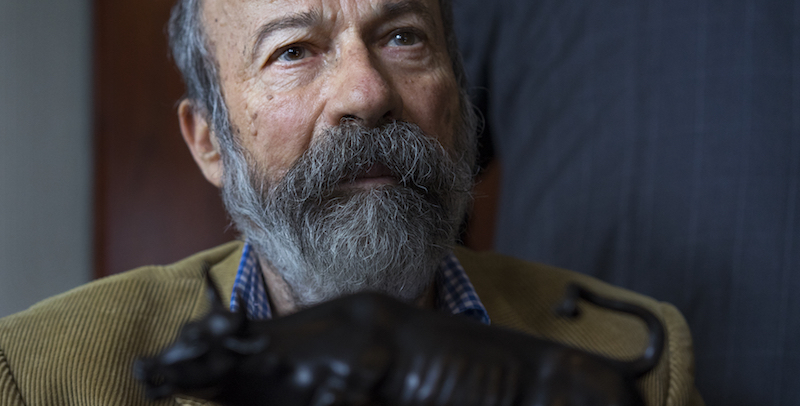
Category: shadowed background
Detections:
[
  {"x1": 451, "y1": 1, "x2": 800, "y2": 405},
  {"x1": 0, "y1": 0, "x2": 92, "y2": 317}
]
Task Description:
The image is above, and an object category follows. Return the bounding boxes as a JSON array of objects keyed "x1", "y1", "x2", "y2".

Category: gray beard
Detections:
[{"x1": 220, "y1": 120, "x2": 473, "y2": 308}]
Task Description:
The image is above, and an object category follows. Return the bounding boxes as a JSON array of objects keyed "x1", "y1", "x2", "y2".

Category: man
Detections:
[
  {"x1": 0, "y1": 0, "x2": 702, "y2": 405},
  {"x1": 171, "y1": 0, "x2": 477, "y2": 315}
]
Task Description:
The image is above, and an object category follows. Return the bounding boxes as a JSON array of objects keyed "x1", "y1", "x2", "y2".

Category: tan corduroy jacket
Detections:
[{"x1": 0, "y1": 242, "x2": 703, "y2": 406}]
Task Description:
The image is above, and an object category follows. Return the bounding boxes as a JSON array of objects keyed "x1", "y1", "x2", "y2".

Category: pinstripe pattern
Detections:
[{"x1": 453, "y1": 1, "x2": 800, "y2": 404}]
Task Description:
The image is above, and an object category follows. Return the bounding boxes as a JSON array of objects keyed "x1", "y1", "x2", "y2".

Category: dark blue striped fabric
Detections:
[{"x1": 452, "y1": 1, "x2": 800, "y2": 404}]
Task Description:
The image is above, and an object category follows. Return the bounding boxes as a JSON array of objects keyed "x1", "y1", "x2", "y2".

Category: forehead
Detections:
[{"x1": 201, "y1": 0, "x2": 445, "y2": 42}]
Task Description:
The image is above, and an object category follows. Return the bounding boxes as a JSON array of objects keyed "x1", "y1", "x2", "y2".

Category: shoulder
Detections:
[
  {"x1": 454, "y1": 246, "x2": 666, "y2": 329},
  {"x1": 454, "y1": 246, "x2": 702, "y2": 406},
  {"x1": 0, "y1": 241, "x2": 243, "y2": 335},
  {"x1": 0, "y1": 241, "x2": 243, "y2": 405}
]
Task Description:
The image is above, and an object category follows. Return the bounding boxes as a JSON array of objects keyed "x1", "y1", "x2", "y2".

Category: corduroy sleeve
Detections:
[
  {"x1": 660, "y1": 303, "x2": 704, "y2": 406},
  {"x1": 0, "y1": 349, "x2": 26, "y2": 406}
]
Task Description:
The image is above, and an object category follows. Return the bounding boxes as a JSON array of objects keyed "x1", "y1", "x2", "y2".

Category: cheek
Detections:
[
  {"x1": 238, "y1": 87, "x2": 321, "y2": 182},
  {"x1": 402, "y1": 72, "x2": 460, "y2": 148}
]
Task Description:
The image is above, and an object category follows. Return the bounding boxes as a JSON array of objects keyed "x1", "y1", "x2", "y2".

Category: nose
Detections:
[{"x1": 324, "y1": 43, "x2": 402, "y2": 127}]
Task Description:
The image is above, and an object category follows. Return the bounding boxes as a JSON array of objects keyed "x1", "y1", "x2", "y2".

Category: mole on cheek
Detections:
[{"x1": 267, "y1": 95, "x2": 274, "y2": 101}]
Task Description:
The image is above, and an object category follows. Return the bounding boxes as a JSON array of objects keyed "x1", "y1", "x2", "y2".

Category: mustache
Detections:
[
  {"x1": 275, "y1": 120, "x2": 469, "y2": 202},
  {"x1": 220, "y1": 118, "x2": 475, "y2": 307}
]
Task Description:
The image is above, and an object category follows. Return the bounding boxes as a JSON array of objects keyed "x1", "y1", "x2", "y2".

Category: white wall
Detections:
[{"x1": 0, "y1": 0, "x2": 93, "y2": 317}]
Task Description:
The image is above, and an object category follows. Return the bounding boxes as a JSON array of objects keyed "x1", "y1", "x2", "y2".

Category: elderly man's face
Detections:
[
  {"x1": 178, "y1": 0, "x2": 472, "y2": 309},
  {"x1": 200, "y1": 0, "x2": 461, "y2": 187}
]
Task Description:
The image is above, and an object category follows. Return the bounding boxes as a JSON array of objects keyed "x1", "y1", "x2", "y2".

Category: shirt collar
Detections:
[{"x1": 230, "y1": 242, "x2": 490, "y2": 325}]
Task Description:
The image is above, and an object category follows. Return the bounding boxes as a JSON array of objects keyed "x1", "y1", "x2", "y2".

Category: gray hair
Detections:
[
  {"x1": 167, "y1": 0, "x2": 234, "y2": 152},
  {"x1": 168, "y1": 0, "x2": 478, "y2": 305},
  {"x1": 166, "y1": 0, "x2": 476, "y2": 163},
  {"x1": 221, "y1": 120, "x2": 474, "y2": 306}
]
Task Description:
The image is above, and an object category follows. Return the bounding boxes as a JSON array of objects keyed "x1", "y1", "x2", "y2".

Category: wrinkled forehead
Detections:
[{"x1": 200, "y1": 0, "x2": 446, "y2": 54}]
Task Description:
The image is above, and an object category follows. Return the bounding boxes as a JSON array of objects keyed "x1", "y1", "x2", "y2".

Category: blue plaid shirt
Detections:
[{"x1": 230, "y1": 242, "x2": 490, "y2": 325}]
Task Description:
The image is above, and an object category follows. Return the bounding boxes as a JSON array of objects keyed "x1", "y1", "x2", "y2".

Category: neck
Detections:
[
  {"x1": 257, "y1": 254, "x2": 299, "y2": 317},
  {"x1": 257, "y1": 255, "x2": 437, "y2": 317}
]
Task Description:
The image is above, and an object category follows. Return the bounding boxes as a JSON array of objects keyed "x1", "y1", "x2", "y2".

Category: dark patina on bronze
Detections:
[{"x1": 135, "y1": 274, "x2": 664, "y2": 406}]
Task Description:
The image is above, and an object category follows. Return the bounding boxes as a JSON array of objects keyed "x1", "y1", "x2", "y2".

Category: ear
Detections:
[{"x1": 179, "y1": 99, "x2": 223, "y2": 188}]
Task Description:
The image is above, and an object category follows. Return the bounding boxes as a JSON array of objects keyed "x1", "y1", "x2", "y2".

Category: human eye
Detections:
[
  {"x1": 386, "y1": 29, "x2": 425, "y2": 47},
  {"x1": 274, "y1": 45, "x2": 310, "y2": 63}
]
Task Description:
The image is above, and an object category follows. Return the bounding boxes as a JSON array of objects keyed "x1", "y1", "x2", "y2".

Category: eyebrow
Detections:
[
  {"x1": 379, "y1": 0, "x2": 437, "y2": 30},
  {"x1": 249, "y1": 0, "x2": 437, "y2": 64},
  {"x1": 250, "y1": 10, "x2": 321, "y2": 64}
]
